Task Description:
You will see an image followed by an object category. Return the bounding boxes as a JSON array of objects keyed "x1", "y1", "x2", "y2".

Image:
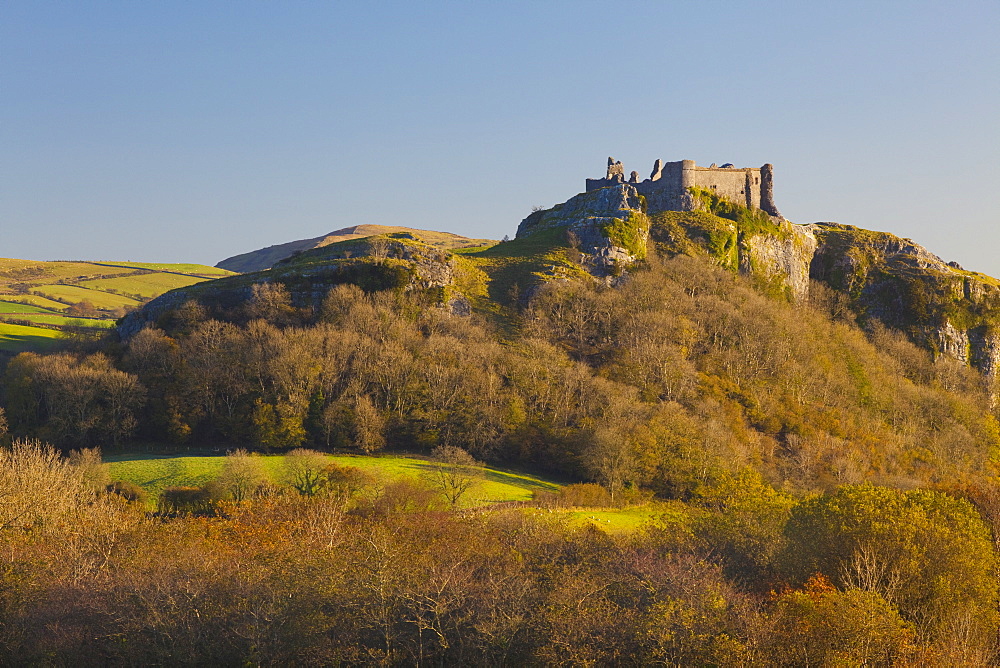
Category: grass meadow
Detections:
[
  {"x1": 105, "y1": 452, "x2": 678, "y2": 534},
  {"x1": 106, "y1": 452, "x2": 561, "y2": 509},
  {"x1": 0, "y1": 322, "x2": 64, "y2": 351}
]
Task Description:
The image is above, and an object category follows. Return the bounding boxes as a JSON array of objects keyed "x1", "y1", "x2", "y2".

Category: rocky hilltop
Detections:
[
  {"x1": 217, "y1": 224, "x2": 494, "y2": 273},
  {"x1": 122, "y1": 164, "x2": 1000, "y2": 387}
]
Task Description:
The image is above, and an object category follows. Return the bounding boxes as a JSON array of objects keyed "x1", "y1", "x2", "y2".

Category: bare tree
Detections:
[
  {"x1": 353, "y1": 394, "x2": 386, "y2": 454},
  {"x1": 426, "y1": 446, "x2": 483, "y2": 508},
  {"x1": 368, "y1": 237, "x2": 390, "y2": 265}
]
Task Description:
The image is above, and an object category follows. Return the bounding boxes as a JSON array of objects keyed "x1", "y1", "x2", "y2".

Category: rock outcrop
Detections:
[
  {"x1": 809, "y1": 223, "x2": 1000, "y2": 383},
  {"x1": 516, "y1": 184, "x2": 649, "y2": 279},
  {"x1": 120, "y1": 233, "x2": 474, "y2": 338}
]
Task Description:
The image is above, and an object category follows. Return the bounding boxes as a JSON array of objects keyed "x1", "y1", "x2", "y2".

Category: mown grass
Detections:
[
  {"x1": 0, "y1": 322, "x2": 63, "y2": 352},
  {"x1": 105, "y1": 452, "x2": 560, "y2": 509}
]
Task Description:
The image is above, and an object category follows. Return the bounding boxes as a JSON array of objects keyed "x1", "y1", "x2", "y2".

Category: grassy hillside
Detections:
[
  {"x1": 0, "y1": 322, "x2": 63, "y2": 352},
  {"x1": 106, "y1": 452, "x2": 559, "y2": 508},
  {"x1": 0, "y1": 258, "x2": 235, "y2": 351},
  {"x1": 217, "y1": 224, "x2": 497, "y2": 273}
]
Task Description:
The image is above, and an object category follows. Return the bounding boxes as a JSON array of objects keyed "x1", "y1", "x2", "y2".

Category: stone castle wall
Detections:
[{"x1": 586, "y1": 157, "x2": 780, "y2": 217}]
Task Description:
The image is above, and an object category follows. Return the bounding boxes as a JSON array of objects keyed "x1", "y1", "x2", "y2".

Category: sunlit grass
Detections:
[
  {"x1": 79, "y1": 272, "x2": 210, "y2": 298},
  {"x1": 0, "y1": 322, "x2": 63, "y2": 351},
  {"x1": 32, "y1": 284, "x2": 141, "y2": 309},
  {"x1": 105, "y1": 452, "x2": 560, "y2": 508}
]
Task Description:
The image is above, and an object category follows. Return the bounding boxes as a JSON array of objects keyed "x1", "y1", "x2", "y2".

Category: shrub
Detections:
[
  {"x1": 106, "y1": 479, "x2": 147, "y2": 504},
  {"x1": 157, "y1": 485, "x2": 221, "y2": 516},
  {"x1": 535, "y1": 483, "x2": 612, "y2": 508}
]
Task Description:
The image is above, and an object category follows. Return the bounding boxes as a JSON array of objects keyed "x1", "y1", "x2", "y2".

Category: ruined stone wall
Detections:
[
  {"x1": 688, "y1": 167, "x2": 761, "y2": 209},
  {"x1": 634, "y1": 160, "x2": 690, "y2": 212},
  {"x1": 587, "y1": 157, "x2": 780, "y2": 217}
]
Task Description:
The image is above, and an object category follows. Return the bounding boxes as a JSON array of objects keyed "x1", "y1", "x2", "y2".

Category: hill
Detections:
[
  {"x1": 128, "y1": 181, "x2": 1000, "y2": 392},
  {"x1": 7, "y1": 166, "x2": 1000, "y2": 663},
  {"x1": 0, "y1": 259, "x2": 234, "y2": 352},
  {"x1": 215, "y1": 224, "x2": 497, "y2": 273}
]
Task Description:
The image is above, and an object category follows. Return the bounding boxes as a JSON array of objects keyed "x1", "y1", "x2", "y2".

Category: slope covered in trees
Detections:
[{"x1": 2, "y1": 187, "x2": 1000, "y2": 662}]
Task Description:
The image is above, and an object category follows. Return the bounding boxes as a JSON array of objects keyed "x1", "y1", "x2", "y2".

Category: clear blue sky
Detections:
[{"x1": 3, "y1": 1, "x2": 999, "y2": 273}]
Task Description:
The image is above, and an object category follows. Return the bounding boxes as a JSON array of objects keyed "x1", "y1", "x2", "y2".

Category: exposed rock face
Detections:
[
  {"x1": 516, "y1": 184, "x2": 643, "y2": 238},
  {"x1": 741, "y1": 223, "x2": 817, "y2": 300},
  {"x1": 516, "y1": 184, "x2": 648, "y2": 279},
  {"x1": 809, "y1": 223, "x2": 1000, "y2": 383}
]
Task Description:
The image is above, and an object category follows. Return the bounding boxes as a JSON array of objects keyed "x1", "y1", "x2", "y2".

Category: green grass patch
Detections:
[
  {"x1": 649, "y1": 211, "x2": 740, "y2": 270},
  {"x1": 598, "y1": 211, "x2": 650, "y2": 259},
  {"x1": 105, "y1": 452, "x2": 560, "y2": 508},
  {"x1": 79, "y1": 272, "x2": 212, "y2": 299},
  {"x1": 32, "y1": 285, "x2": 141, "y2": 309},
  {"x1": 541, "y1": 502, "x2": 691, "y2": 535},
  {"x1": 688, "y1": 187, "x2": 780, "y2": 238},
  {"x1": 465, "y1": 226, "x2": 586, "y2": 309},
  {"x1": 0, "y1": 322, "x2": 63, "y2": 352},
  {"x1": 0, "y1": 295, "x2": 69, "y2": 311},
  {"x1": 0, "y1": 313, "x2": 115, "y2": 328},
  {"x1": 0, "y1": 300, "x2": 61, "y2": 314}
]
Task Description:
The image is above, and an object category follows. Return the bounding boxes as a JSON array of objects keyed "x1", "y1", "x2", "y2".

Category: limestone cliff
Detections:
[
  {"x1": 809, "y1": 223, "x2": 1000, "y2": 382},
  {"x1": 516, "y1": 184, "x2": 649, "y2": 280},
  {"x1": 527, "y1": 183, "x2": 999, "y2": 384}
]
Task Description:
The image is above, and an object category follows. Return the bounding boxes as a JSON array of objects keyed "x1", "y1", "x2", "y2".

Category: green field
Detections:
[
  {"x1": 0, "y1": 300, "x2": 61, "y2": 314},
  {"x1": 0, "y1": 313, "x2": 116, "y2": 328},
  {"x1": 79, "y1": 272, "x2": 210, "y2": 299},
  {"x1": 0, "y1": 295, "x2": 69, "y2": 311},
  {"x1": 92, "y1": 262, "x2": 233, "y2": 276},
  {"x1": 32, "y1": 284, "x2": 142, "y2": 309},
  {"x1": 556, "y1": 503, "x2": 691, "y2": 535},
  {"x1": 0, "y1": 258, "x2": 236, "y2": 350},
  {"x1": 0, "y1": 322, "x2": 63, "y2": 352},
  {"x1": 0, "y1": 257, "x2": 241, "y2": 351},
  {"x1": 104, "y1": 452, "x2": 679, "y2": 532},
  {"x1": 106, "y1": 452, "x2": 560, "y2": 508}
]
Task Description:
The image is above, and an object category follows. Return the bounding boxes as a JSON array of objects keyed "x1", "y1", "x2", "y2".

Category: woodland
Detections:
[{"x1": 0, "y1": 249, "x2": 999, "y2": 664}]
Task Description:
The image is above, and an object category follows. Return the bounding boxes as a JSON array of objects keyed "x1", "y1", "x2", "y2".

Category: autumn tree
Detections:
[
  {"x1": 781, "y1": 484, "x2": 998, "y2": 647},
  {"x1": 283, "y1": 448, "x2": 329, "y2": 496},
  {"x1": 216, "y1": 449, "x2": 269, "y2": 502}
]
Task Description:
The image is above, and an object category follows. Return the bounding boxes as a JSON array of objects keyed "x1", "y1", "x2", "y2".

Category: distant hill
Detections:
[{"x1": 216, "y1": 225, "x2": 496, "y2": 273}]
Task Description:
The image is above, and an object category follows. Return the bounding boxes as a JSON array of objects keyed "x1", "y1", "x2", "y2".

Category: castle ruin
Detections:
[{"x1": 586, "y1": 157, "x2": 781, "y2": 217}]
